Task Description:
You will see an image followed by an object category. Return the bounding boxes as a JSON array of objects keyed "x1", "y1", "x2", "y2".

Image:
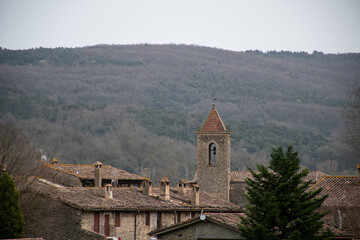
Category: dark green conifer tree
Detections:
[
  {"x1": 239, "y1": 146, "x2": 332, "y2": 240},
  {"x1": 0, "y1": 171, "x2": 24, "y2": 239}
]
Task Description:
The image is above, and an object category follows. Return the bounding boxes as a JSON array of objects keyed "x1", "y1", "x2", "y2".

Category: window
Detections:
[
  {"x1": 104, "y1": 214, "x2": 110, "y2": 236},
  {"x1": 177, "y1": 212, "x2": 181, "y2": 223},
  {"x1": 209, "y1": 143, "x2": 216, "y2": 165},
  {"x1": 94, "y1": 212, "x2": 100, "y2": 233},
  {"x1": 115, "y1": 212, "x2": 121, "y2": 227},
  {"x1": 145, "y1": 212, "x2": 150, "y2": 226},
  {"x1": 157, "y1": 212, "x2": 162, "y2": 229}
]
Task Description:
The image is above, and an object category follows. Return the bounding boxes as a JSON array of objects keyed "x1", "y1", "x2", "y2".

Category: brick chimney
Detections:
[
  {"x1": 50, "y1": 158, "x2": 58, "y2": 164},
  {"x1": 357, "y1": 164, "x2": 360, "y2": 178},
  {"x1": 177, "y1": 180, "x2": 186, "y2": 195},
  {"x1": 142, "y1": 180, "x2": 152, "y2": 195},
  {"x1": 105, "y1": 184, "x2": 113, "y2": 199},
  {"x1": 159, "y1": 177, "x2": 170, "y2": 201},
  {"x1": 191, "y1": 184, "x2": 200, "y2": 206},
  {"x1": 93, "y1": 161, "x2": 103, "y2": 187}
]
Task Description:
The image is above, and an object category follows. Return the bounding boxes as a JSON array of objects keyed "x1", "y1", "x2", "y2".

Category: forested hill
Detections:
[{"x1": 1, "y1": 44, "x2": 359, "y2": 182}]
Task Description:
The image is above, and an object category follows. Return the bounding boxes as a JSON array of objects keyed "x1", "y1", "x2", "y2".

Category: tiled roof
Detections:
[
  {"x1": 311, "y1": 176, "x2": 360, "y2": 207},
  {"x1": 230, "y1": 170, "x2": 328, "y2": 182},
  {"x1": 230, "y1": 171, "x2": 254, "y2": 182},
  {"x1": 149, "y1": 212, "x2": 242, "y2": 236},
  {"x1": 45, "y1": 164, "x2": 147, "y2": 181},
  {"x1": 205, "y1": 212, "x2": 244, "y2": 229},
  {"x1": 27, "y1": 177, "x2": 242, "y2": 212},
  {"x1": 200, "y1": 106, "x2": 227, "y2": 132}
]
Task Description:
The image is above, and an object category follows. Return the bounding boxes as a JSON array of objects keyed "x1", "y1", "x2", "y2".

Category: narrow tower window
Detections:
[{"x1": 209, "y1": 143, "x2": 216, "y2": 165}]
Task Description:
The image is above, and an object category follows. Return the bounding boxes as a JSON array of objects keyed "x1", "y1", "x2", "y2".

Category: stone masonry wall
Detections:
[
  {"x1": 197, "y1": 132, "x2": 231, "y2": 201},
  {"x1": 230, "y1": 182, "x2": 248, "y2": 207},
  {"x1": 21, "y1": 192, "x2": 84, "y2": 240},
  {"x1": 81, "y1": 210, "x2": 195, "y2": 240}
]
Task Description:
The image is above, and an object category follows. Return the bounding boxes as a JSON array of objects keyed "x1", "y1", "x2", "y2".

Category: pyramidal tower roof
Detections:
[{"x1": 201, "y1": 105, "x2": 227, "y2": 132}]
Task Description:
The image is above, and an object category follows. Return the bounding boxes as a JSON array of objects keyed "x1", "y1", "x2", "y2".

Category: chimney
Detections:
[
  {"x1": 93, "y1": 161, "x2": 103, "y2": 187},
  {"x1": 177, "y1": 180, "x2": 186, "y2": 195},
  {"x1": 50, "y1": 158, "x2": 58, "y2": 164},
  {"x1": 357, "y1": 164, "x2": 360, "y2": 178},
  {"x1": 142, "y1": 180, "x2": 152, "y2": 195},
  {"x1": 105, "y1": 184, "x2": 113, "y2": 199},
  {"x1": 191, "y1": 184, "x2": 200, "y2": 206},
  {"x1": 159, "y1": 177, "x2": 170, "y2": 201},
  {"x1": 41, "y1": 155, "x2": 47, "y2": 165}
]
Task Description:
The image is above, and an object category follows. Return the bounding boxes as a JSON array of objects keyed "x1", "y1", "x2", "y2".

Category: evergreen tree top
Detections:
[{"x1": 239, "y1": 146, "x2": 332, "y2": 240}]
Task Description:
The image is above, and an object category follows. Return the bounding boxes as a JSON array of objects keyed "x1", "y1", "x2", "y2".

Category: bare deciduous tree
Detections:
[
  {"x1": 0, "y1": 123, "x2": 39, "y2": 177},
  {"x1": 344, "y1": 80, "x2": 360, "y2": 155}
]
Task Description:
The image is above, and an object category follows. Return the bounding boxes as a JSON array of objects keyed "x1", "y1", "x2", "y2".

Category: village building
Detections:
[
  {"x1": 195, "y1": 104, "x2": 231, "y2": 201},
  {"x1": 148, "y1": 212, "x2": 243, "y2": 240},
  {"x1": 20, "y1": 175, "x2": 241, "y2": 240},
  {"x1": 17, "y1": 104, "x2": 360, "y2": 240},
  {"x1": 310, "y1": 165, "x2": 360, "y2": 239},
  {"x1": 30, "y1": 160, "x2": 149, "y2": 187}
]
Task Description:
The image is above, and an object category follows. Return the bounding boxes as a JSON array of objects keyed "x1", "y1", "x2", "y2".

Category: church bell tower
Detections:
[{"x1": 196, "y1": 103, "x2": 231, "y2": 201}]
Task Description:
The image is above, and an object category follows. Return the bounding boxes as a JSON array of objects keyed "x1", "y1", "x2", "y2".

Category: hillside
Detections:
[{"x1": 0, "y1": 44, "x2": 359, "y2": 182}]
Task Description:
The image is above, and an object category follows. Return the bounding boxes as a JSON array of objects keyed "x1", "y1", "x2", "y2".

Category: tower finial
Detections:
[{"x1": 212, "y1": 98, "x2": 217, "y2": 107}]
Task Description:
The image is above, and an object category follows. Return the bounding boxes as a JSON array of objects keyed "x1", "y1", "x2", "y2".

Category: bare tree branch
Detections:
[
  {"x1": 0, "y1": 123, "x2": 40, "y2": 177},
  {"x1": 343, "y1": 80, "x2": 360, "y2": 155}
]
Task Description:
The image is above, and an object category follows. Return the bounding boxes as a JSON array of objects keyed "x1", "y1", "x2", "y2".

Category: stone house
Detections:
[
  {"x1": 21, "y1": 175, "x2": 241, "y2": 240},
  {"x1": 149, "y1": 212, "x2": 243, "y2": 240},
  {"x1": 30, "y1": 160, "x2": 148, "y2": 187},
  {"x1": 310, "y1": 166, "x2": 360, "y2": 239}
]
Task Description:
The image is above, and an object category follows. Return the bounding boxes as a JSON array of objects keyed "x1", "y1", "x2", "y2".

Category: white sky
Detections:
[{"x1": 0, "y1": 0, "x2": 359, "y2": 53}]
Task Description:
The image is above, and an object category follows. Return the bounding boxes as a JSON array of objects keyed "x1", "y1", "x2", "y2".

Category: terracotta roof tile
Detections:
[
  {"x1": 311, "y1": 176, "x2": 360, "y2": 207},
  {"x1": 27, "y1": 177, "x2": 242, "y2": 212},
  {"x1": 201, "y1": 106, "x2": 227, "y2": 132},
  {"x1": 230, "y1": 170, "x2": 328, "y2": 182},
  {"x1": 45, "y1": 164, "x2": 147, "y2": 181}
]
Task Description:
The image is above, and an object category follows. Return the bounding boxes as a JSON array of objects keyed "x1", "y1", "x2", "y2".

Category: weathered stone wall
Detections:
[
  {"x1": 21, "y1": 192, "x2": 84, "y2": 240},
  {"x1": 197, "y1": 132, "x2": 231, "y2": 201},
  {"x1": 81, "y1": 210, "x2": 195, "y2": 240},
  {"x1": 230, "y1": 182, "x2": 248, "y2": 207},
  {"x1": 320, "y1": 206, "x2": 360, "y2": 235},
  {"x1": 155, "y1": 220, "x2": 243, "y2": 240}
]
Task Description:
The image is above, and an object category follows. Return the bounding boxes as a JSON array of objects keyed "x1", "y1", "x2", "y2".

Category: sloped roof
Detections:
[
  {"x1": 45, "y1": 164, "x2": 147, "y2": 181},
  {"x1": 200, "y1": 106, "x2": 227, "y2": 132},
  {"x1": 27, "y1": 177, "x2": 242, "y2": 212},
  {"x1": 230, "y1": 170, "x2": 328, "y2": 183},
  {"x1": 311, "y1": 176, "x2": 360, "y2": 207},
  {"x1": 149, "y1": 212, "x2": 243, "y2": 236}
]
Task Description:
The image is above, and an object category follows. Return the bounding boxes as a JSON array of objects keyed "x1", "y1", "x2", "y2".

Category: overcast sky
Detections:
[{"x1": 0, "y1": 0, "x2": 359, "y2": 53}]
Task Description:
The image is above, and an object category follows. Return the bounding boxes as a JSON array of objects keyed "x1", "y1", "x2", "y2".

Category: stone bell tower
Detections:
[{"x1": 196, "y1": 103, "x2": 231, "y2": 201}]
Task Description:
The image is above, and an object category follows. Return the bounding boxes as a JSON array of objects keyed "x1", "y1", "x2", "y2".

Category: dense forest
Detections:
[{"x1": 0, "y1": 44, "x2": 359, "y2": 183}]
